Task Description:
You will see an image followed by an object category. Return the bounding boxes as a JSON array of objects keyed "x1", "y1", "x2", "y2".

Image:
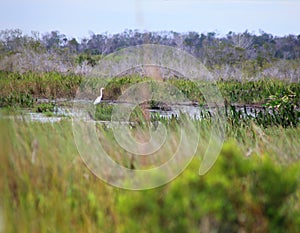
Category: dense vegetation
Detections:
[
  {"x1": 1, "y1": 72, "x2": 299, "y2": 128},
  {"x1": 1, "y1": 72, "x2": 299, "y2": 104},
  {"x1": 0, "y1": 118, "x2": 300, "y2": 233},
  {"x1": 0, "y1": 29, "x2": 300, "y2": 81},
  {"x1": 1, "y1": 28, "x2": 300, "y2": 233}
]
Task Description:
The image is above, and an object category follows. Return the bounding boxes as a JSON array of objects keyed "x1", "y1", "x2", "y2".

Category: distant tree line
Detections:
[{"x1": 0, "y1": 28, "x2": 299, "y2": 81}]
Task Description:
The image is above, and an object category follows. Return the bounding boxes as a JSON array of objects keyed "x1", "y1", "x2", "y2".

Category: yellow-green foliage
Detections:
[
  {"x1": 1, "y1": 72, "x2": 299, "y2": 107},
  {"x1": 116, "y1": 142, "x2": 300, "y2": 233},
  {"x1": 0, "y1": 71, "x2": 82, "y2": 100},
  {"x1": 0, "y1": 119, "x2": 299, "y2": 233}
]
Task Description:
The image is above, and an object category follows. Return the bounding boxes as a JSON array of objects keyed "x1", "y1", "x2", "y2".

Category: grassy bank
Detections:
[
  {"x1": 0, "y1": 71, "x2": 299, "y2": 107},
  {"x1": 0, "y1": 71, "x2": 82, "y2": 107}
]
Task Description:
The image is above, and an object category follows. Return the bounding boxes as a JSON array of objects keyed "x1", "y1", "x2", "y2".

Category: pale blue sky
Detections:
[{"x1": 1, "y1": 0, "x2": 299, "y2": 39}]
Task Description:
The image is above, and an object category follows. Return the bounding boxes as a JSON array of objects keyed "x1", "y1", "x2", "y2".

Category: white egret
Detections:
[{"x1": 93, "y1": 88, "x2": 104, "y2": 105}]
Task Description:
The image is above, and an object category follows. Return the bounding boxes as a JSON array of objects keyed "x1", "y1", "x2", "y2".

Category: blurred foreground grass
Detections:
[{"x1": 0, "y1": 118, "x2": 300, "y2": 232}]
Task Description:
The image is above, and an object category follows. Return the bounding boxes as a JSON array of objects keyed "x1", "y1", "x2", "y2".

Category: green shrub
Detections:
[
  {"x1": 34, "y1": 103, "x2": 55, "y2": 113},
  {"x1": 0, "y1": 92, "x2": 36, "y2": 108},
  {"x1": 114, "y1": 141, "x2": 300, "y2": 233},
  {"x1": 94, "y1": 103, "x2": 113, "y2": 121}
]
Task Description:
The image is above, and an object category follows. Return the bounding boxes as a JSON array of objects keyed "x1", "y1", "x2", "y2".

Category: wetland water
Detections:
[{"x1": 0, "y1": 98, "x2": 269, "y2": 123}]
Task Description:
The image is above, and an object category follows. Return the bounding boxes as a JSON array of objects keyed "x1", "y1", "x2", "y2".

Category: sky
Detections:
[{"x1": 0, "y1": 0, "x2": 299, "y2": 39}]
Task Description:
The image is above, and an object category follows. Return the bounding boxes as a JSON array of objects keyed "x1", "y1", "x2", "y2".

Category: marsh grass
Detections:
[
  {"x1": 0, "y1": 115, "x2": 299, "y2": 232},
  {"x1": 1, "y1": 72, "x2": 299, "y2": 108},
  {"x1": 0, "y1": 71, "x2": 82, "y2": 102},
  {"x1": 1, "y1": 71, "x2": 300, "y2": 232}
]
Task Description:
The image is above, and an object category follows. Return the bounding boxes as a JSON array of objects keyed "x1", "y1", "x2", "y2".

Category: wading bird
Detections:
[{"x1": 94, "y1": 87, "x2": 104, "y2": 105}]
